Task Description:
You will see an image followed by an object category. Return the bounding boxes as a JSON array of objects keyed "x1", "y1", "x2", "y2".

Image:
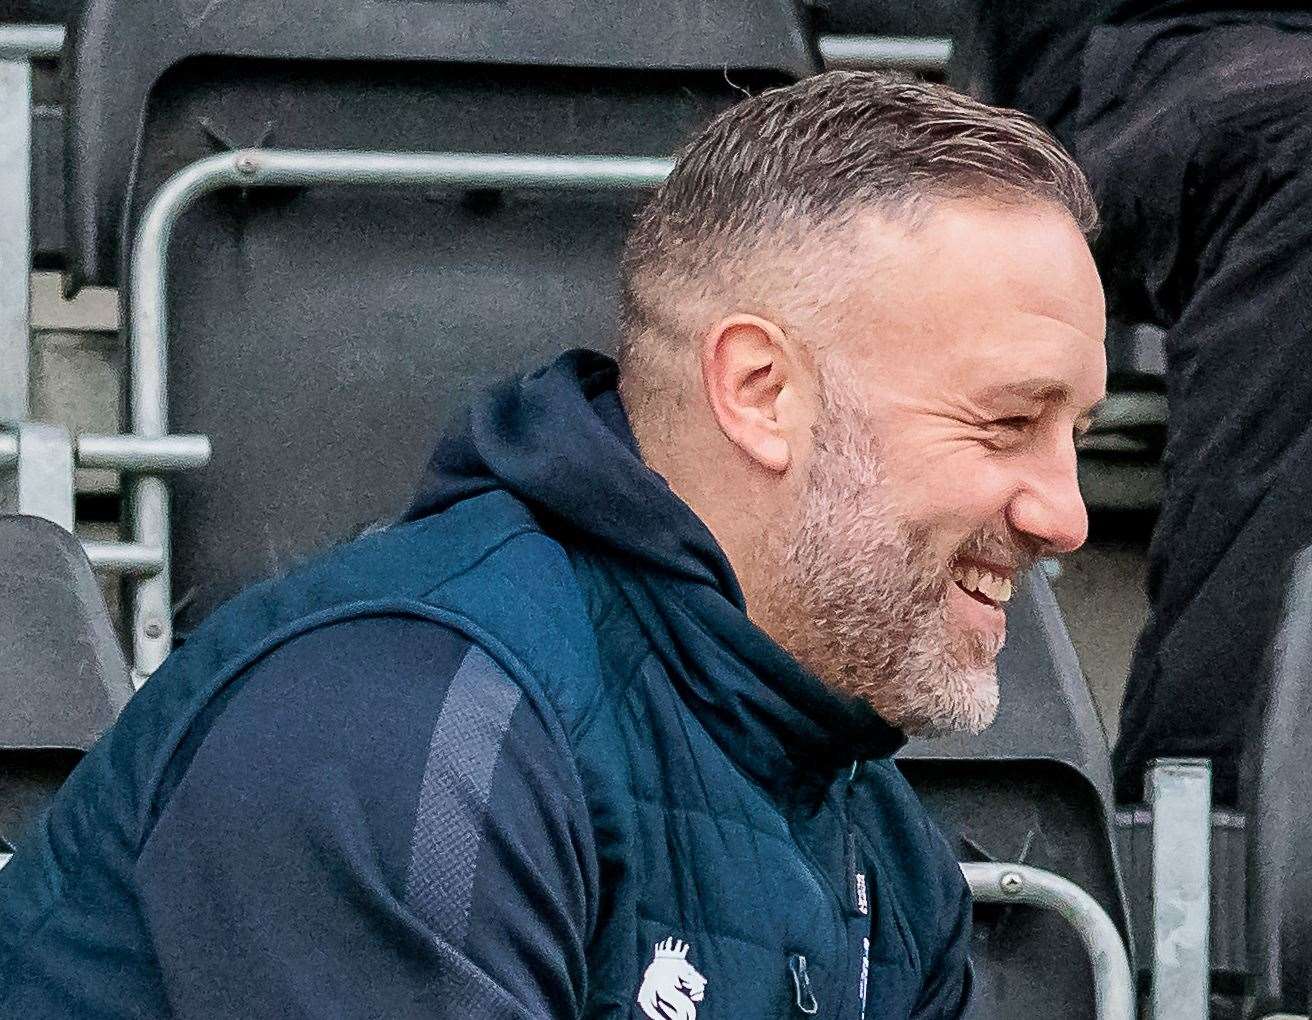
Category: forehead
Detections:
[{"x1": 834, "y1": 200, "x2": 1107, "y2": 404}]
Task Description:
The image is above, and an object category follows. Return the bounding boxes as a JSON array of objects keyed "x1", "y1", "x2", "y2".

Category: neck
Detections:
[{"x1": 634, "y1": 422, "x2": 787, "y2": 632}]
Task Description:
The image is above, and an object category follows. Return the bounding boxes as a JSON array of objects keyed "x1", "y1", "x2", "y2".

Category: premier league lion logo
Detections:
[{"x1": 636, "y1": 937, "x2": 707, "y2": 1020}]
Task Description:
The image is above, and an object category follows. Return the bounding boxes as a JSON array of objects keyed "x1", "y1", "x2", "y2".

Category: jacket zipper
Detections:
[
  {"x1": 789, "y1": 953, "x2": 820, "y2": 1015},
  {"x1": 785, "y1": 761, "x2": 873, "y2": 1018}
]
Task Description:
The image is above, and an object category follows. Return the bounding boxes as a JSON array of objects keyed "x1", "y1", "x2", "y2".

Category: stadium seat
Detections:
[
  {"x1": 818, "y1": 0, "x2": 966, "y2": 41},
  {"x1": 0, "y1": 514, "x2": 131, "y2": 858},
  {"x1": 66, "y1": 0, "x2": 817, "y2": 633},
  {"x1": 901, "y1": 568, "x2": 1135, "y2": 1019}
]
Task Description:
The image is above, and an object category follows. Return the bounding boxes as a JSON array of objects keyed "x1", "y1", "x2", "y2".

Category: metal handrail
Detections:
[
  {"x1": 83, "y1": 540, "x2": 164, "y2": 577},
  {"x1": 818, "y1": 34, "x2": 953, "y2": 74},
  {"x1": 1, "y1": 428, "x2": 203, "y2": 581},
  {"x1": 0, "y1": 24, "x2": 64, "y2": 60},
  {"x1": 963, "y1": 862, "x2": 1135, "y2": 1020},
  {"x1": 128, "y1": 149, "x2": 672, "y2": 676},
  {"x1": 1147, "y1": 760, "x2": 1212, "y2": 1020},
  {"x1": 0, "y1": 432, "x2": 210, "y2": 472},
  {"x1": 21, "y1": 26, "x2": 946, "y2": 671},
  {"x1": 2, "y1": 27, "x2": 954, "y2": 72}
]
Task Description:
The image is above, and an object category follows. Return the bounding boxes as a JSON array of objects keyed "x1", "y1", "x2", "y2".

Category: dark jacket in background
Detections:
[
  {"x1": 0, "y1": 351, "x2": 972, "y2": 1017},
  {"x1": 961, "y1": 2, "x2": 1312, "y2": 131},
  {"x1": 961, "y1": 2, "x2": 1312, "y2": 805}
]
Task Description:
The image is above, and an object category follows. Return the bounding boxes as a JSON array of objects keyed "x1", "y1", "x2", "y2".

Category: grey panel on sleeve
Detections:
[{"x1": 405, "y1": 645, "x2": 523, "y2": 949}]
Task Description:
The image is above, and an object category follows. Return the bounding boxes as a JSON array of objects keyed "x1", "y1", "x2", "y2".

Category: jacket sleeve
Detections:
[{"x1": 134, "y1": 614, "x2": 597, "y2": 1019}]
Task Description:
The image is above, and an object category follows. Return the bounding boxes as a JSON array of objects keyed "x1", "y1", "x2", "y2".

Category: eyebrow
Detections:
[{"x1": 977, "y1": 379, "x2": 1106, "y2": 420}]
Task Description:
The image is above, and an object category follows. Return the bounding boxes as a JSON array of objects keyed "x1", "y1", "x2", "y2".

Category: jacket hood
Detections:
[
  {"x1": 406, "y1": 349, "x2": 742, "y2": 599},
  {"x1": 406, "y1": 350, "x2": 905, "y2": 781}
]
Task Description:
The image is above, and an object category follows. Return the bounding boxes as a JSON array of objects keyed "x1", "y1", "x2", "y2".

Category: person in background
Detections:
[{"x1": 962, "y1": 1, "x2": 1312, "y2": 805}]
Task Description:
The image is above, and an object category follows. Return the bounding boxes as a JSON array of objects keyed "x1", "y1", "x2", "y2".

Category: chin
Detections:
[{"x1": 896, "y1": 663, "x2": 1000, "y2": 739}]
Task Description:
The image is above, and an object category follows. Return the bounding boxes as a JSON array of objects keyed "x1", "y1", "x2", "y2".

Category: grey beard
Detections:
[{"x1": 756, "y1": 394, "x2": 1001, "y2": 736}]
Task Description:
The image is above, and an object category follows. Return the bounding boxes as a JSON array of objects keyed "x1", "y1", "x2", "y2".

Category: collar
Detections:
[{"x1": 617, "y1": 566, "x2": 907, "y2": 803}]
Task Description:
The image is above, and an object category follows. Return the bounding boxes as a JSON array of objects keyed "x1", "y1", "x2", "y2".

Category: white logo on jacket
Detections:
[{"x1": 637, "y1": 937, "x2": 707, "y2": 1020}]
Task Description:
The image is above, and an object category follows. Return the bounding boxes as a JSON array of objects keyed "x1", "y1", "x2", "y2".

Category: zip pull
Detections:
[
  {"x1": 845, "y1": 831, "x2": 869, "y2": 916},
  {"x1": 788, "y1": 953, "x2": 819, "y2": 1015}
]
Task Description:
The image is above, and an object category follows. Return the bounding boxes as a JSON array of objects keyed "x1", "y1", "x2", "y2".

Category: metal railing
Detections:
[
  {"x1": 126, "y1": 149, "x2": 672, "y2": 676},
  {"x1": 1148, "y1": 760, "x2": 1212, "y2": 1020},
  {"x1": 0, "y1": 24, "x2": 64, "y2": 60},
  {"x1": 0, "y1": 428, "x2": 210, "y2": 580},
  {"x1": 963, "y1": 862, "x2": 1135, "y2": 1020},
  {"x1": 818, "y1": 34, "x2": 953, "y2": 74},
  {"x1": 0, "y1": 23, "x2": 64, "y2": 419},
  {"x1": 3, "y1": 19, "x2": 952, "y2": 677},
  {"x1": 0, "y1": 24, "x2": 64, "y2": 422}
]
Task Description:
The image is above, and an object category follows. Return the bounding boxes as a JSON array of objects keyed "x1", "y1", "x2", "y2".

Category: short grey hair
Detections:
[{"x1": 617, "y1": 70, "x2": 1097, "y2": 424}]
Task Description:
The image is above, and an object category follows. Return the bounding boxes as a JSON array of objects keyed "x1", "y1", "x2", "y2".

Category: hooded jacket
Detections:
[{"x1": 0, "y1": 351, "x2": 972, "y2": 1019}]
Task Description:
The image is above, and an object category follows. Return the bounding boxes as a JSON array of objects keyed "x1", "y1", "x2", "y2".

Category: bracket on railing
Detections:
[{"x1": 1, "y1": 424, "x2": 210, "y2": 679}]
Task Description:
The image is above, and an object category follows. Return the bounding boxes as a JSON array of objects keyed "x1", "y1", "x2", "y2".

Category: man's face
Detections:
[{"x1": 766, "y1": 200, "x2": 1107, "y2": 735}]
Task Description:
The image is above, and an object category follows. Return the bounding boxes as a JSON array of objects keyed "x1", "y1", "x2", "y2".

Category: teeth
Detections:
[
  {"x1": 976, "y1": 572, "x2": 1009, "y2": 603},
  {"x1": 951, "y1": 566, "x2": 1014, "y2": 604}
]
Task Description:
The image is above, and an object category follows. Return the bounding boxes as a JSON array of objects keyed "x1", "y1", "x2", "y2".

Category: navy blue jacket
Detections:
[{"x1": 0, "y1": 351, "x2": 971, "y2": 1018}]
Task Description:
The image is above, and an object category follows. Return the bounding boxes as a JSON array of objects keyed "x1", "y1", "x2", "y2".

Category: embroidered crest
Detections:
[{"x1": 637, "y1": 937, "x2": 707, "y2": 1020}]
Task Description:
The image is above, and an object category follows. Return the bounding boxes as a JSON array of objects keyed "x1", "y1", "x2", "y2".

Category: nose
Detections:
[{"x1": 1004, "y1": 443, "x2": 1089, "y2": 555}]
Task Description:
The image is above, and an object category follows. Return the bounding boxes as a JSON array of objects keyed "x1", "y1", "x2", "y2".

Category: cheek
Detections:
[{"x1": 889, "y1": 454, "x2": 1015, "y2": 551}]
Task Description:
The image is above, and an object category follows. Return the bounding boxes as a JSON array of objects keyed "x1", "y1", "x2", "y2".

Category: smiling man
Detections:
[
  {"x1": 620, "y1": 80, "x2": 1106, "y2": 746},
  {"x1": 0, "y1": 72, "x2": 1104, "y2": 1018}
]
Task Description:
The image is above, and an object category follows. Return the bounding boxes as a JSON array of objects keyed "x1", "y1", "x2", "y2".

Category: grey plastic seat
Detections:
[
  {"x1": 66, "y1": 0, "x2": 817, "y2": 633},
  {"x1": 817, "y1": 0, "x2": 967, "y2": 39},
  {"x1": 900, "y1": 568, "x2": 1134, "y2": 1019},
  {"x1": 0, "y1": 515, "x2": 132, "y2": 854}
]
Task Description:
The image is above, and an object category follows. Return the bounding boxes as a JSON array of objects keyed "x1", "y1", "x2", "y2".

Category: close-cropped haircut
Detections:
[{"x1": 617, "y1": 70, "x2": 1097, "y2": 423}]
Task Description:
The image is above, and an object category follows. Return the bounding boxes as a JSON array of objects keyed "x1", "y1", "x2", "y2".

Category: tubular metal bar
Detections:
[
  {"x1": 1148, "y1": 759, "x2": 1212, "y2": 1020},
  {"x1": 0, "y1": 433, "x2": 211, "y2": 472},
  {"x1": 129, "y1": 149, "x2": 673, "y2": 676},
  {"x1": 0, "y1": 56, "x2": 32, "y2": 420},
  {"x1": 963, "y1": 862, "x2": 1135, "y2": 1020},
  {"x1": 818, "y1": 34, "x2": 953, "y2": 73},
  {"x1": 0, "y1": 24, "x2": 65, "y2": 60},
  {"x1": 76, "y1": 433, "x2": 211, "y2": 472},
  {"x1": 83, "y1": 540, "x2": 164, "y2": 577}
]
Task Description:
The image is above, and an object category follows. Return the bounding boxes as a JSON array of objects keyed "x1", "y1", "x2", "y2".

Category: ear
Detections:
[{"x1": 700, "y1": 314, "x2": 812, "y2": 474}]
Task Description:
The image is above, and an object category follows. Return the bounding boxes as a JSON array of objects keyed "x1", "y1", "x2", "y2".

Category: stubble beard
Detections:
[{"x1": 758, "y1": 388, "x2": 1003, "y2": 738}]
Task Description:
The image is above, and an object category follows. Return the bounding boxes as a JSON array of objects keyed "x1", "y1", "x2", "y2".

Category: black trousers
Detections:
[{"x1": 1059, "y1": 15, "x2": 1312, "y2": 804}]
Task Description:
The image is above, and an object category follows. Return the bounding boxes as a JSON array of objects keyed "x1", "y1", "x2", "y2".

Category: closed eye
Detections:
[{"x1": 991, "y1": 416, "x2": 1034, "y2": 431}]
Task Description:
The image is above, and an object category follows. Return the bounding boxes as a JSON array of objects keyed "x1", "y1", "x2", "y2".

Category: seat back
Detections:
[
  {"x1": 817, "y1": 0, "x2": 966, "y2": 39},
  {"x1": 900, "y1": 569, "x2": 1133, "y2": 1019},
  {"x1": 0, "y1": 514, "x2": 132, "y2": 851},
  {"x1": 67, "y1": 0, "x2": 817, "y2": 288},
  {"x1": 68, "y1": 0, "x2": 817, "y2": 632}
]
